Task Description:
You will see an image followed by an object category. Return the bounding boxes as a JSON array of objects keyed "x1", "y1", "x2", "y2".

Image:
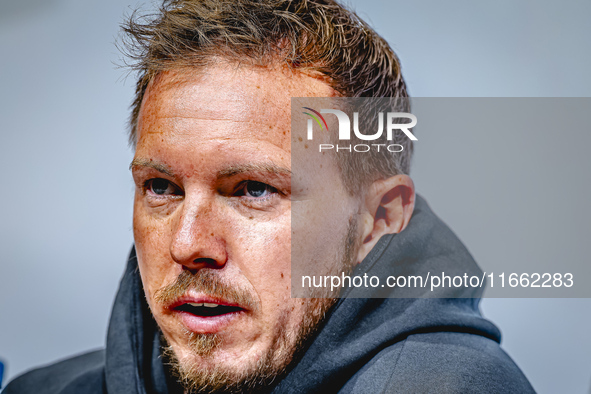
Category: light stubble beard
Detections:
[
  {"x1": 153, "y1": 217, "x2": 359, "y2": 394},
  {"x1": 160, "y1": 296, "x2": 334, "y2": 394}
]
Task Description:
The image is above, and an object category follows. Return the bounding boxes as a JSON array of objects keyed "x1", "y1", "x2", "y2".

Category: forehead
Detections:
[{"x1": 137, "y1": 64, "x2": 335, "y2": 150}]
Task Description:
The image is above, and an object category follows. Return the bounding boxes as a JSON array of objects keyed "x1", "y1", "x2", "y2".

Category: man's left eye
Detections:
[{"x1": 240, "y1": 181, "x2": 277, "y2": 198}]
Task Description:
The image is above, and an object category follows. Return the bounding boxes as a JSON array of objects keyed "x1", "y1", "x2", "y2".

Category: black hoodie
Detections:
[{"x1": 4, "y1": 195, "x2": 535, "y2": 393}]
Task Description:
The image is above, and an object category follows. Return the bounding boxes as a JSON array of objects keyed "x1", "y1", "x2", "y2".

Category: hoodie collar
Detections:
[{"x1": 269, "y1": 195, "x2": 500, "y2": 393}]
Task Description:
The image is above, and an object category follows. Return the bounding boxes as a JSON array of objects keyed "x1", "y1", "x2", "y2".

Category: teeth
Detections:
[{"x1": 186, "y1": 302, "x2": 220, "y2": 308}]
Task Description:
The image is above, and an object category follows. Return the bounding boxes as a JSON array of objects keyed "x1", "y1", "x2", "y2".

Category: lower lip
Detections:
[{"x1": 175, "y1": 310, "x2": 245, "y2": 334}]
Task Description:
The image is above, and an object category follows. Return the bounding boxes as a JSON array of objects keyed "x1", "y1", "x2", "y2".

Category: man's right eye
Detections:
[{"x1": 145, "y1": 179, "x2": 181, "y2": 196}]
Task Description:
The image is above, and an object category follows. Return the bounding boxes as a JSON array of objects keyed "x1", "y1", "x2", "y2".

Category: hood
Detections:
[
  {"x1": 104, "y1": 248, "x2": 169, "y2": 394},
  {"x1": 103, "y1": 195, "x2": 500, "y2": 394},
  {"x1": 269, "y1": 195, "x2": 500, "y2": 393}
]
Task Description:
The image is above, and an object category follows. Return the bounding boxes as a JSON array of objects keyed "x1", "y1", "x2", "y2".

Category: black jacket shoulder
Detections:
[
  {"x1": 3, "y1": 349, "x2": 105, "y2": 394},
  {"x1": 340, "y1": 332, "x2": 535, "y2": 394}
]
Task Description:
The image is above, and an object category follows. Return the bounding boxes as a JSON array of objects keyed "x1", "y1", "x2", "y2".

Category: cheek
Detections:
[
  {"x1": 133, "y1": 196, "x2": 178, "y2": 295},
  {"x1": 229, "y1": 212, "x2": 292, "y2": 300}
]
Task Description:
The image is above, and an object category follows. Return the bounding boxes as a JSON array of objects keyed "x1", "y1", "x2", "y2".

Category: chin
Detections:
[{"x1": 160, "y1": 330, "x2": 290, "y2": 394}]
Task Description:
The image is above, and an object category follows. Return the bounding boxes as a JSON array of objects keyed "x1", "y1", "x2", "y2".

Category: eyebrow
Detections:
[
  {"x1": 130, "y1": 159, "x2": 290, "y2": 179},
  {"x1": 129, "y1": 158, "x2": 175, "y2": 177},
  {"x1": 217, "y1": 163, "x2": 291, "y2": 179}
]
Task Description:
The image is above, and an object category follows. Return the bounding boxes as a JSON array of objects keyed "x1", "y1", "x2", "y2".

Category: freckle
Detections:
[
  {"x1": 283, "y1": 131, "x2": 286, "y2": 135},
  {"x1": 210, "y1": 233, "x2": 214, "y2": 236},
  {"x1": 281, "y1": 273, "x2": 284, "y2": 278},
  {"x1": 298, "y1": 137, "x2": 302, "y2": 142},
  {"x1": 248, "y1": 217, "x2": 253, "y2": 220},
  {"x1": 304, "y1": 144, "x2": 308, "y2": 149}
]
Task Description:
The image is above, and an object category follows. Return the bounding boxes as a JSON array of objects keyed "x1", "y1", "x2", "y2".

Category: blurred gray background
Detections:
[{"x1": 1, "y1": 0, "x2": 589, "y2": 392}]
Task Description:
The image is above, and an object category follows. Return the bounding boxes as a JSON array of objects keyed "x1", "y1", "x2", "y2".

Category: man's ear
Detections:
[{"x1": 356, "y1": 175, "x2": 415, "y2": 264}]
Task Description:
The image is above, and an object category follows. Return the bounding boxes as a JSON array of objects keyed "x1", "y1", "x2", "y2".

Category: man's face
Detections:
[{"x1": 131, "y1": 64, "x2": 360, "y2": 391}]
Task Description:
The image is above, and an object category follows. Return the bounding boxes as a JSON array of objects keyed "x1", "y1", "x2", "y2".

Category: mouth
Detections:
[
  {"x1": 169, "y1": 298, "x2": 247, "y2": 334},
  {"x1": 174, "y1": 302, "x2": 245, "y2": 317}
]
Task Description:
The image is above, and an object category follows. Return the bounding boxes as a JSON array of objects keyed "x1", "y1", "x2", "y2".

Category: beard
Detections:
[
  {"x1": 153, "y1": 217, "x2": 359, "y2": 394},
  {"x1": 159, "y1": 296, "x2": 334, "y2": 394}
]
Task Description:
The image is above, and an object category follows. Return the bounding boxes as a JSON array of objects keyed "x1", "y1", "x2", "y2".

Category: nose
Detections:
[{"x1": 169, "y1": 197, "x2": 227, "y2": 271}]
